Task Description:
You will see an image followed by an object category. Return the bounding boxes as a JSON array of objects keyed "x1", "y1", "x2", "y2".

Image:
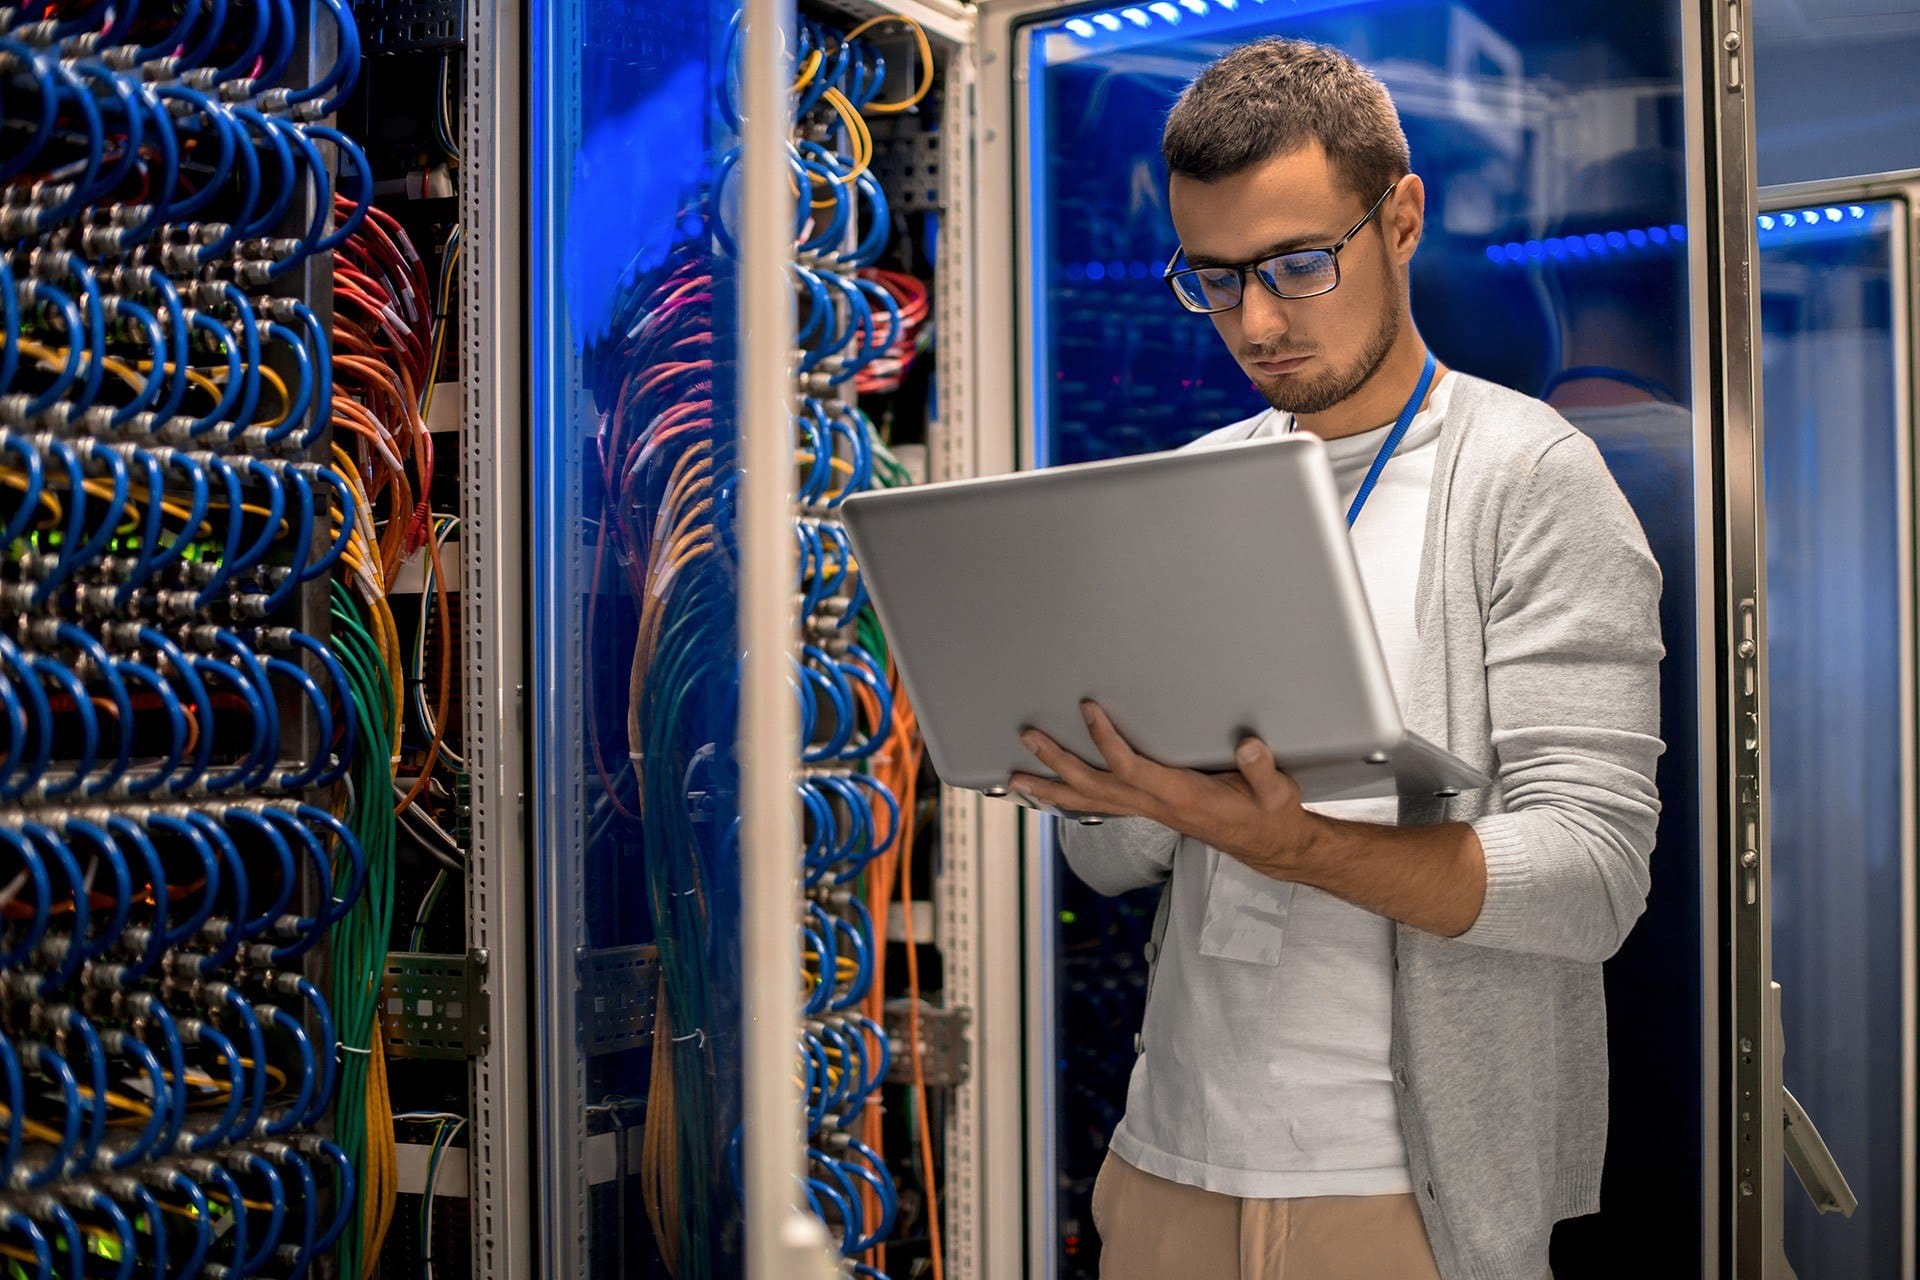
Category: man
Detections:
[{"x1": 1008, "y1": 38, "x2": 1665, "y2": 1280}]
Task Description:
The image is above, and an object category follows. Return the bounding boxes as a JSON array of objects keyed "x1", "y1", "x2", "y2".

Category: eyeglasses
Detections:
[{"x1": 1163, "y1": 181, "x2": 1401, "y2": 315}]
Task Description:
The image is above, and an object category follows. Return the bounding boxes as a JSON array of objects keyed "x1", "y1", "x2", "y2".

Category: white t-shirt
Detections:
[{"x1": 1105, "y1": 372, "x2": 1449, "y2": 1200}]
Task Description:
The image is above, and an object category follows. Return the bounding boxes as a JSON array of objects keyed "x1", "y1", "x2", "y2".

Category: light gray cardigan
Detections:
[{"x1": 1060, "y1": 372, "x2": 1665, "y2": 1280}]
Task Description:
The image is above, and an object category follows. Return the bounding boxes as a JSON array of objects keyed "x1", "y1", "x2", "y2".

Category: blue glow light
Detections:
[
  {"x1": 1085, "y1": 262, "x2": 1106, "y2": 281},
  {"x1": 1066, "y1": 17, "x2": 1097, "y2": 35},
  {"x1": 1179, "y1": 0, "x2": 1209, "y2": 10},
  {"x1": 1483, "y1": 202, "x2": 1887, "y2": 271},
  {"x1": 1120, "y1": 6, "x2": 1150, "y2": 25},
  {"x1": 1149, "y1": 2, "x2": 1182, "y2": 21},
  {"x1": 1093, "y1": 11, "x2": 1123, "y2": 30}
]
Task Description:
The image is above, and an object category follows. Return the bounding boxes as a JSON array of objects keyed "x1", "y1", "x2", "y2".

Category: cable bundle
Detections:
[
  {"x1": 0, "y1": 0, "x2": 371, "y2": 1273},
  {"x1": 776, "y1": 18, "x2": 941, "y2": 1280}
]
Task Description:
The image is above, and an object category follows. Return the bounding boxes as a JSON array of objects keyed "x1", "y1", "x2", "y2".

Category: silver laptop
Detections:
[{"x1": 839, "y1": 435, "x2": 1489, "y2": 815}]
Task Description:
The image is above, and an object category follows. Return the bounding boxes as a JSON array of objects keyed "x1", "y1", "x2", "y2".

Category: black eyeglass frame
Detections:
[{"x1": 1162, "y1": 180, "x2": 1402, "y2": 315}]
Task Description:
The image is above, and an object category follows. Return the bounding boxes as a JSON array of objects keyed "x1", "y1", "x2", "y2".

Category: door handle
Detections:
[{"x1": 1782, "y1": 1086, "x2": 1858, "y2": 1216}]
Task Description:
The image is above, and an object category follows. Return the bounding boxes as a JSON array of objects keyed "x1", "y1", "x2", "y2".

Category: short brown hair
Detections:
[{"x1": 1162, "y1": 38, "x2": 1410, "y2": 200}]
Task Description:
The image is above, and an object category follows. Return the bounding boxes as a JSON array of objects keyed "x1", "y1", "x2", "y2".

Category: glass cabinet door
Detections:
[
  {"x1": 531, "y1": 3, "x2": 747, "y2": 1275},
  {"x1": 1759, "y1": 192, "x2": 1911, "y2": 1280},
  {"x1": 1009, "y1": 4, "x2": 1711, "y2": 1276}
]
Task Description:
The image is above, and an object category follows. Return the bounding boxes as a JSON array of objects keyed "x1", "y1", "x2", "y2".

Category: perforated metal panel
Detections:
[{"x1": 359, "y1": 0, "x2": 467, "y2": 52}]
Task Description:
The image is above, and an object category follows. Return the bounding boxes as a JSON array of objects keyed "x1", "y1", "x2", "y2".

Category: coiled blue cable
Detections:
[{"x1": 187, "y1": 1022, "x2": 246, "y2": 1151}]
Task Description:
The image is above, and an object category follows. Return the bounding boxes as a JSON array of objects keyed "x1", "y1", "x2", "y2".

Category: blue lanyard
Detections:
[{"x1": 1288, "y1": 349, "x2": 1439, "y2": 528}]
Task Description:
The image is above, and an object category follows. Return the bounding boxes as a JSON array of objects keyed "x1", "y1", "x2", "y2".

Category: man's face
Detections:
[{"x1": 1168, "y1": 143, "x2": 1417, "y2": 415}]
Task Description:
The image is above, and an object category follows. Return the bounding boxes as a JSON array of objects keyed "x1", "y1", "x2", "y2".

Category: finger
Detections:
[
  {"x1": 1234, "y1": 737, "x2": 1293, "y2": 808},
  {"x1": 1082, "y1": 701, "x2": 1179, "y2": 795},
  {"x1": 1021, "y1": 727, "x2": 1118, "y2": 798},
  {"x1": 1008, "y1": 772, "x2": 1126, "y2": 817}
]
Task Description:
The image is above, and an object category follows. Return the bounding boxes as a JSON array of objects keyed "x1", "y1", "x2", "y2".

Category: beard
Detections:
[{"x1": 1248, "y1": 301, "x2": 1402, "y2": 416}]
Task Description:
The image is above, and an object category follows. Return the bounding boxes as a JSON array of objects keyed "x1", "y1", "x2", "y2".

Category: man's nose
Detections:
[{"x1": 1237, "y1": 282, "x2": 1292, "y2": 347}]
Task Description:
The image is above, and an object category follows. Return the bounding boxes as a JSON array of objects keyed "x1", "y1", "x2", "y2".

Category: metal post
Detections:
[{"x1": 738, "y1": 1, "x2": 837, "y2": 1276}]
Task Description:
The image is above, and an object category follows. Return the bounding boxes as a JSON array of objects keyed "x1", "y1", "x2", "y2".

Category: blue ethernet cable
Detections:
[
  {"x1": 279, "y1": 0, "x2": 359, "y2": 113},
  {"x1": 197, "y1": 1164, "x2": 250, "y2": 1274},
  {"x1": 304, "y1": 125, "x2": 370, "y2": 257},
  {"x1": 229, "y1": 106, "x2": 296, "y2": 240},
  {"x1": 194, "y1": 455, "x2": 251, "y2": 606},
  {"x1": 257, "y1": 319, "x2": 316, "y2": 445},
  {"x1": 80, "y1": 1187, "x2": 137, "y2": 1280},
  {"x1": 135, "y1": 628, "x2": 214, "y2": 791},
  {"x1": 177, "y1": 0, "x2": 232, "y2": 69},
  {"x1": 182, "y1": 811, "x2": 251, "y2": 971},
  {"x1": 265, "y1": 655, "x2": 333, "y2": 788},
  {"x1": 0, "y1": 636, "x2": 53, "y2": 799},
  {"x1": 121, "y1": 1183, "x2": 166, "y2": 1280},
  {"x1": 53, "y1": 627, "x2": 134, "y2": 794},
  {"x1": 288, "y1": 301, "x2": 335, "y2": 450},
  {"x1": 221, "y1": 806, "x2": 295, "y2": 935},
  {"x1": 22, "y1": 1041, "x2": 82, "y2": 1189},
  {"x1": 0, "y1": 827, "x2": 51, "y2": 968},
  {"x1": 305, "y1": 463, "x2": 358, "y2": 581},
  {"x1": 221, "y1": 458, "x2": 290, "y2": 589},
  {"x1": 0, "y1": 261, "x2": 15, "y2": 389},
  {"x1": 18, "y1": 825, "x2": 90, "y2": 990},
  {"x1": 105, "y1": 814, "x2": 169, "y2": 978},
  {"x1": 125, "y1": 994, "x2": 188, "y2": 1153},
  {"x1": 101, "y1": 1026, "x2": 170, "y2": 1167},
  {"x1": 130, "y1": 0, "x2": 199, "y2": 63},
  {"x1": 38, "y1": 1201, "x2": 84, "y2": 1280},
  {"x1": 257, "y1": 466, "x2": 312, "y2": 614},
  {"x1": 204, "y1": 0, "x2": 272, "y2": 79},
  {"x1": 0, "y1": 40, "x2": 57, "y2": 182},
  {"x1": 186, "y1": 1022, "x2": 247, "y2": 1151},
  {"x1": 185, "y1": 310, "x2": 245, "y2": 432},
  {"x1": 274, "y1": 1147, "x2": 320, "y2": 1280},
  {"x1": 51, "y1": 1006, "x2": 109, "y2": 1172},
  {"x1": 264, "y1": 1008, "x2": 317, "y2": 1137},
  {"x1": 141, "y1": 811, "x2": 220, "y2": 949},
  {"x1": 137, "y1": 450, "x2": 214, "y2": 587},
  {"x1": 211, "y1": 628, "x2": 281, "y2": 789},
  {"x1": 29, "y1": 656, "x2": 98, "y2": 800},
  {"x1": 220, "y1": 991, "x2": 270, "y2": 1137},
  {"x1": 17, "y1": 280, "x2": 86, "y2": 412},
  {"x1": 286, "y1": 627, "x2": 357, "y2": 783},
  {"x1": 262, "y1": 808, "x2": 335, "y2": 963},
  {"x1": 294, "y1": 802, "x2": 366, "y2": 926},
  {"x1": 191, "y1": 653, "x2": 270, "y2": 793},
  {"x1": 67, "y1": 60, "x2": 144, "y2": 209},
  {"x1": 155, "y1": 1169, "x2": 210, "y2": 1279},
  {"x1": 150, "y1": 86, "x2": 235, "y2": 219},
  {"x1": 236, "y1": 1153, "x2": 290, "y2": 1269},
  {"x1": 307, "y1": 1139, "x2": 355, "y2": 1252},
  {"x1": 59, "y1": 816, "x2": 132, "y2": 956},
  {"x1": 0, "y1": 1032, "x2": 20, "y2": 1186},
  {"x1": 0, "y1": 1207, "x2": 51, "y2": 1280},
  {"x1": 239, "y1": 0, "x2": 292, "y2": 86},
  {"x1": 0, "y1": 431, "x2": 41, "y2": 548}
]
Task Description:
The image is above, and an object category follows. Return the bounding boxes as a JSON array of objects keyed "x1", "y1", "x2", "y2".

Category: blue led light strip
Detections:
[{"x1": 1484, "y1": 203, "x2": 1879, "y2": 268}]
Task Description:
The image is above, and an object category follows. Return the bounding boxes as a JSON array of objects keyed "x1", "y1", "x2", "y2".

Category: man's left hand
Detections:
[{"x1": 1010, "y1": 700, "x2": 1319, "y2": 878}]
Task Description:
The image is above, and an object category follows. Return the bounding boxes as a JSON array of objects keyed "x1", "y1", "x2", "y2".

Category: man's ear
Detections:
[{"x1": 1389, "y1": 173, "x2": 1425, "y2": 264}]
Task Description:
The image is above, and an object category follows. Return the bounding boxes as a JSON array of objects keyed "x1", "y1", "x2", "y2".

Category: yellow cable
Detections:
[
  {"x1": 845, "y1": 15, "x2": 935, "y2": 112},
  {"x1": 0, "y1": 465, "x2": 64, "y2": 524},
  {"x1": 793, "y1": 47, "x2": 824, "y2": 92}
]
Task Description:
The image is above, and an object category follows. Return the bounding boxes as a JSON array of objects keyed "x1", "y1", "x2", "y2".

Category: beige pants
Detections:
[{"x1": 1091, "y1": 1153, "x2": 1446, "y2": 1280}]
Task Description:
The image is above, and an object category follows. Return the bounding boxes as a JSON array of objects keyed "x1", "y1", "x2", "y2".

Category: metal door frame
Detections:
[{"x1": 1757, "y1": 168, "x2": 1920, "y2": 1280}]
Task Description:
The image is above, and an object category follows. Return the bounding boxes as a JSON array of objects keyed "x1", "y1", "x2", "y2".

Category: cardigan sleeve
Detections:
[
  {"x1": 1057, "y1": 814, "x2": 1180, "y2": 897},
  {"x1": 1454, "y1": 432, "x2": 1666, "y2": 963}
]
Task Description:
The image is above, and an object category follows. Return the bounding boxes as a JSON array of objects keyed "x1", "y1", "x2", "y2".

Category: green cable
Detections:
[{"x1": 326, "y1": 582, "x2": 399, "y2": 1280}]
